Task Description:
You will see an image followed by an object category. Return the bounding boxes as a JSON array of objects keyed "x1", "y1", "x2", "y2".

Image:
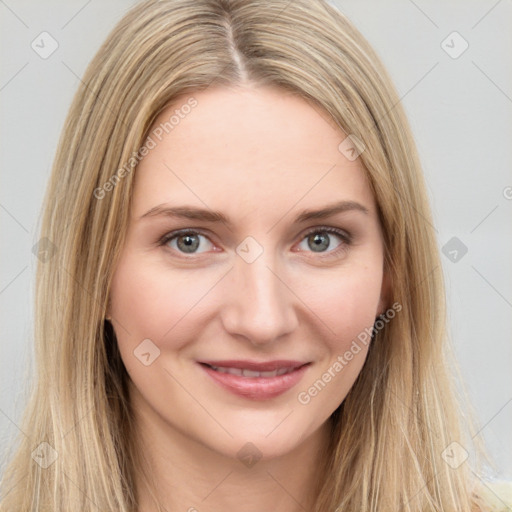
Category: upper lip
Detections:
[{"x1": 199, "y1": 360, "x2": 309, "y2": 371}]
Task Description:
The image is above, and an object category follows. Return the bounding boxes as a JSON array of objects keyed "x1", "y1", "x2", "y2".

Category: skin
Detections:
[{"x1": 108, "y1": 84, "x2": 390, "y2": 512}]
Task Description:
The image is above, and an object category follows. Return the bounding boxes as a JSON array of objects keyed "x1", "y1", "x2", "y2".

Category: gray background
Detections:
[{"x1": 1, "y1": 0, "x2": 511, "y2": 482}]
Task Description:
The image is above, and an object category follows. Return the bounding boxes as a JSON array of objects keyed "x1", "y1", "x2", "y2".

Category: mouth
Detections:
[{"x1": 198, "y1": 360, "x2": 311, "y2": 400}]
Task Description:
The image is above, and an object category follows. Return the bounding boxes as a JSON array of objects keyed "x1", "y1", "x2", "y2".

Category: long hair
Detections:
[{"x1": 0, "y1": 0, "x2": 490, "y2": 510}]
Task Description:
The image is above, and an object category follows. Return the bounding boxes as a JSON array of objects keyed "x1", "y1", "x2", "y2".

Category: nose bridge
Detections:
[{"x1": 221, "y1": 244, "x2": 297, "y2": 343}]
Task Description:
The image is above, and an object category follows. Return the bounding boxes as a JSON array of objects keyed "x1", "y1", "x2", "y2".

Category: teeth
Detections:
[
  {"x1": 209, "y1": 365, "x2": 295, "y2": 378},
  {"x1": 242, "y1": 369, "x2": 262, "y2": 377}
]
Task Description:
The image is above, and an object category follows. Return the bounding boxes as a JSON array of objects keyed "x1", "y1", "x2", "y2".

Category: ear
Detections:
[{"x1": 376, "y1": 267, "x2": 392, "y2": 317}]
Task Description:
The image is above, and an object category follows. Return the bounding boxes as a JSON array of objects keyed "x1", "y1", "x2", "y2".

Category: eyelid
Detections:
[
  {"x1": 157, "y1": 228, "x2": 217, "y2": 256},
  {"x1": 301, "y1": 225, "x2": 352, "y2": 243},
  {"x1": 157, "y1": 225, "x2": 352, "y2": 258},
  {"x1": 294, "y1": 226, "x2": 352, "y2": 259}
]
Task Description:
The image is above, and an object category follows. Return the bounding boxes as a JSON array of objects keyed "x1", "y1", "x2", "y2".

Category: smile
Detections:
[
  {"x1": 198, "y1": 360, "x2": 311, "y2": 400},
  {"x1": 207, "y1": 365, "x2": 296, "y2": 378}
]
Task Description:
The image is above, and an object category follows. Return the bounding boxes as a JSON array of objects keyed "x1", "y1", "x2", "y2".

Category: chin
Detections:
[{"x1": 196, "y1": 409, "x2": 331, "y2": 464}]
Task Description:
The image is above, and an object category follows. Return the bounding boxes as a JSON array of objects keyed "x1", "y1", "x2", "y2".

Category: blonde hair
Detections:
[{"x1": 0, "y1": 0, "x2": 493, "y2": 510}]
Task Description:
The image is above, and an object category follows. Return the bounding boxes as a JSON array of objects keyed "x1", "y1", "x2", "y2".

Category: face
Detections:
[{"x1": 108, "y1": 85, "x2": 389, "y2": 461}]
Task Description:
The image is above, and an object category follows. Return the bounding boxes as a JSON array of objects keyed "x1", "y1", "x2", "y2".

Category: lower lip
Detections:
[{"x1": 199, "y1": 363, "x2": 310, "y2": 400}]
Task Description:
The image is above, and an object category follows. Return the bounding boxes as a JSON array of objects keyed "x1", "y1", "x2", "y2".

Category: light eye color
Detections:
[
  {"x1": 296, "y1": 229, "x2": 345, "y2": 254},
  {"x1": 163, "y1": 231, "x2": 214, "y2": 254},
  {"x1": 158, "y1": 226, "x2": 352, "y2": 258}
]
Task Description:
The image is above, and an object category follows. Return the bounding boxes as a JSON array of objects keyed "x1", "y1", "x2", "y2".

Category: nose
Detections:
[{"x1": 220, "y1": 250, "x2": 298, "y2": 346}]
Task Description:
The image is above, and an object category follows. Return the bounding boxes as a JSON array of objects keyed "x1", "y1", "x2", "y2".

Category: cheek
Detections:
[
  {"x1": 109, "y1": 253, "x2": 223, "y2": 349},
  {"x1": 303, "y1": 260, "x2": 383, "y2": 346},
  {"x1": 295, "y1": 265, "x2": 383, "y2": 410},
  {"x1": 110, "y1": 255, "x2": 179, "y2": 342},
  {"x1": 110, "y1": 243, "x2": 384, "y2": 349}
]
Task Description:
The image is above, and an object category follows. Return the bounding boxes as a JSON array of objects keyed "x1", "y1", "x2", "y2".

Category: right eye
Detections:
[{"x1": 158, "y1": 230, "x2": 216, "y2": 255}]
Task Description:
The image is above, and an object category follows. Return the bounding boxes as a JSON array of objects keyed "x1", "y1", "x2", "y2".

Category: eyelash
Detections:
[{"x1": 157, "y1": 226, "x2": 352, "y2": 260}]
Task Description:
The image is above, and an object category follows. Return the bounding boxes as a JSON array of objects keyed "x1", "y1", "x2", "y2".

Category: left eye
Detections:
[{"x1": 296, "y1": 228, "x2": 348, "y2": 254}]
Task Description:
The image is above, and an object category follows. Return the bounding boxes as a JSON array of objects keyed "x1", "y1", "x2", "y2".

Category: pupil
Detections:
[
  {"x1": 178, "y1": 234, "x2": 199, "y2": 253},
  {"x1": 309, "y1": 232, "x2": 329, "y2": 252}
]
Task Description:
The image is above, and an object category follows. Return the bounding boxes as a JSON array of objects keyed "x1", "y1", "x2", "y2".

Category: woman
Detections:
[{"x1": 0, "y1": 0, "x2": 508, "y2": 510}]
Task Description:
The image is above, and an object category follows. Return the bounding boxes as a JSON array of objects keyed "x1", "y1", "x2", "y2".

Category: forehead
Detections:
[{"x1": 132, "y1": 86, "x2": 375, "y2": 220}]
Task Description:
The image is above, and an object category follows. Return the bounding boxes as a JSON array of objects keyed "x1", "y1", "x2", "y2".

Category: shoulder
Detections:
[{"x1": 472, "y1": 480, "x2": 512, "y2": 512}]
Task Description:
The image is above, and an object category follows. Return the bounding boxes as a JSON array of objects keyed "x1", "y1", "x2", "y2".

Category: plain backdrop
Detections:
[{"x1": 1, "y1": 0, "x2": 511, "y2": 482}]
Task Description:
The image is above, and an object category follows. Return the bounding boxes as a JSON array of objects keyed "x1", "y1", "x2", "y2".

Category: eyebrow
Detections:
[{"x1": 138, "y1": 200, "x2": 369, "y2": 226}]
